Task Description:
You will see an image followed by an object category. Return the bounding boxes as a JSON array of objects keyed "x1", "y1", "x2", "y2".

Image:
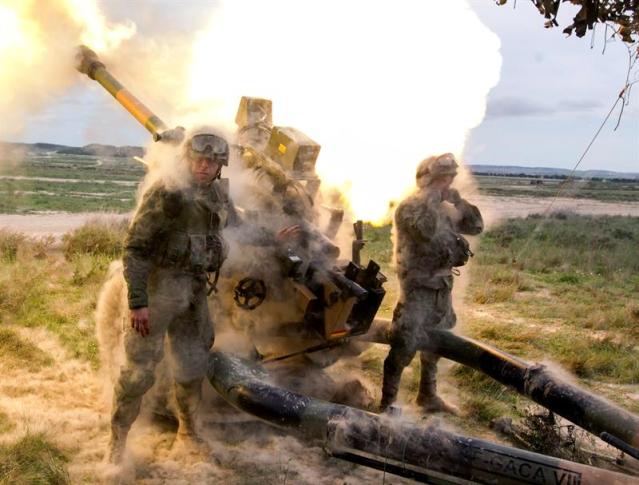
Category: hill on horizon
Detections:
[
  {"x1": 0, "y1": 141, "x2": 143, "y2": 159},
  {"x1": 468, "y1": 164, "x2": 639, "y2": 180},
  {"x1": 1, "y1": 142, "x2": 637, "y2": 180}
]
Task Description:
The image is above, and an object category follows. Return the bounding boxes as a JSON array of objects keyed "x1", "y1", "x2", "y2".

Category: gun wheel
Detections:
[{"x1": 233, "y1": 278, "x2": 267, "y2": 310}]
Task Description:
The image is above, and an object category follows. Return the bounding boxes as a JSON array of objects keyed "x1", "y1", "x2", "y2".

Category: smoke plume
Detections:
[
  {"x1": 183, "y1": 0, "x2": 502, "y2": 223},
  {"x1": 0, "y1": 0, "x2": 134, "y2": 138}
]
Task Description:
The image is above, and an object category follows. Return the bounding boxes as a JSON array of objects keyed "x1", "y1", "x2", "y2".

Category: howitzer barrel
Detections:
[
  {"x1": 208, "y1": 350, "x2": 638, "y2": 484},
  {"x1": 362, "y1": 320, "x2": 639, "y2": 457},
  {"x1": 75, "y1": 45, "x2": 168, "y2": 141}
]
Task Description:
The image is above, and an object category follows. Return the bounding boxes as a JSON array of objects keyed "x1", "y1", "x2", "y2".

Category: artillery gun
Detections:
[
  {"x1": 78, "y1": 46, "x2": 639, "y2": 483},
  {"x1": 77, "y1": 45, "x2": 386, "y2": 365}
]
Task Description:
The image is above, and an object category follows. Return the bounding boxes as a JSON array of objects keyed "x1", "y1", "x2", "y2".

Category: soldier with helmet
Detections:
[
  {"x1": 380, "y1": 153, "x2": 483, "y2": 414},
  {"x1": 108, "y1": 131, "x2": 236, "y2": 463}
]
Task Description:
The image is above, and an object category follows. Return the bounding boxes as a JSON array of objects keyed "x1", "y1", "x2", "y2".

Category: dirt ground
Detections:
[
  {"x1": 1, "y1": 195, "x2": 638, "y2": 238},
  {"x1": 0, "y1": 212, "x2": 129, "y2": 238},
  {"x1": 2, "y1": 197, "x2": 638, "y2": 483},
  {"x1": 0, "y1": 327, "x2": 394, "y2": 484}
]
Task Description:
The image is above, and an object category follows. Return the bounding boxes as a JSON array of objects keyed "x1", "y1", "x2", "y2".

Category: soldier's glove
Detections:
[
  {"x1": 206, "y1": 234, "x2": 228, "y2": 272},
  {"x1": 157, "y1": 126, "x2": 186, "y2": 144},
  {"x1": 446, "y1": 188, "x2": 463, "y2": 206},
  {"x1": 451, "y1": 234, "x2": 473, "y2": 267}
]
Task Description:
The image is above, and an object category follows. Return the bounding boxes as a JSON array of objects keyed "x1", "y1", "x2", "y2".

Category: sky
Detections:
[
  {"x1": 466, "y1": 1, "x2": 638, "y2": 173},
  {"x1": 10, "y1": 0, "x2": 639, "y2": 173}
]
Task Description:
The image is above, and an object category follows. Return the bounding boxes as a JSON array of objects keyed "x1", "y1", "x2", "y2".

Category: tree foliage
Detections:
[{"x1": 498, "y1": 1, "x2": 639, "y2": 43}]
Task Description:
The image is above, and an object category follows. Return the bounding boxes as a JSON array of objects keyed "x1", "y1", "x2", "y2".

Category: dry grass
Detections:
[
  {"x1": 0, "y1": 328, "x2": 53, "y2": 372},
  {"x1": 61, "y1": 219, "x2": 127, "y2": 260},
  {"x1": 0, "y1": 433, "x2": 69, "y2": 485},
  {"x1": 0, "y1": 410, "x2": 13, "y2": 434},
  {"x1": 0, "y1": 214, "x2": 637, "y2": 478}
]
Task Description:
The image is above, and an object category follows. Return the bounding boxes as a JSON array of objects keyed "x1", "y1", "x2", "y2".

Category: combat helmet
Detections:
[
  {"x1": 416, "y1": 153, "x2": 459, "y2": 187},
  {"x1": 184, "y1": 131, "x2": 230, "y2": 166}
]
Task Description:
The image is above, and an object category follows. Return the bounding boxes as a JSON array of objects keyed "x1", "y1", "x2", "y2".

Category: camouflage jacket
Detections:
[
  {"x1": 394, "y1": 187, "x2": 483, "y2": 292},
  {"x1": 124, "y1": 179, "x2": 238, "y2": 309}
]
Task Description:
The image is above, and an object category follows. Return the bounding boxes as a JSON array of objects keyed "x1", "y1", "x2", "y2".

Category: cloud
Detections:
[
  {"x1": 486, "y1": 96, "x2": 602, "y2": 118},
  {"x1": 556, "y1": 99, "x2": 602, "y2": 111}
]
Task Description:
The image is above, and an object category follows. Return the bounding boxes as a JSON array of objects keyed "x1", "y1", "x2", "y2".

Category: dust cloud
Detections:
[{"x1": 0, "y1": 0, "x2": 134, "y2": 139}]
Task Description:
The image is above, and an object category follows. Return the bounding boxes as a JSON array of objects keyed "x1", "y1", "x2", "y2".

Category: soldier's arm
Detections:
[
  {"x1": 123, "y1": 185, "x2": 180, "y2": 309},
  {"x1": 225, "y1": 196, "x2": 243, "y2": 228},
  {"x1": 395, "y1": 197, "x2": 440, "y2": 243},
  {"x1": 447, "y1": 189, "x2": 484, "y2": 235},
  {"x1": 224, "y1": 196, "x2": 291, "y2": 247}
]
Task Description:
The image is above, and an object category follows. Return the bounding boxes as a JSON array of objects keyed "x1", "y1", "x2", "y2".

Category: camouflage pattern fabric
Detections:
[
  {"x1": 124, "y1": 180, "x2": 235, "y2": 309},
  {"x1": 112, "y1": 268, "x2": 213, "y2": 429},
  {"x1": 113, "y1": 178, "x2": 232, "y2": 434},
  {"x1": 382, "y1": 185, "x2": 483, "y2": 408}
]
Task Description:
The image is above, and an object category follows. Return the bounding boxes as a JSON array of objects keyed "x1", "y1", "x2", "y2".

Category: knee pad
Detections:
[{"x1": 117, "y1": 365, "x2": 156, "y2": 398}]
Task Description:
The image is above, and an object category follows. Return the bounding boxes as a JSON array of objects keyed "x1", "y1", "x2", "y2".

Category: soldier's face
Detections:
[
  {"x1": 190, "y1": 157, "x2": 222, "y2": 184},
  {"x1": 431, "y1": 175, "x2": 455, "y2": 190},
  {"x1": 441, "y1": 175, "x2": 455, "y2": 188}
]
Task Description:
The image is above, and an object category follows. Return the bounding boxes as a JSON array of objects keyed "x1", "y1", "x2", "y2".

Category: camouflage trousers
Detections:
[
  {"x1": 382, "y1": 283, "x2": 456, "y2": 406},
  {"x1": 112, "y1": 268, "x2": 214, "y2": 431}
]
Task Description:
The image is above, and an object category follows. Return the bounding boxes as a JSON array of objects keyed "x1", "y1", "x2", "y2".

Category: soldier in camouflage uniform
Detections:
[
  {"x1": 380, "y1": 153, "x2": 483, "y2": 414},
  {"x1": 107, "y1": 132, "x2": 234, "y2": 463}
]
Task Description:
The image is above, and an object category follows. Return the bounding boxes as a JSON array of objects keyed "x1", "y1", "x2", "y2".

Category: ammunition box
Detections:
[
  {"x1": 265, "y1": 126, "x2": 320, "y2": 175},
  {"x1": 235, "y1": 96, "x2": 273, "y2": 129}
]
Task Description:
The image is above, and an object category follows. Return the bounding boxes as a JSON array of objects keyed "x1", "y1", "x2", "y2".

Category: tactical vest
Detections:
[{"x1": 157, "y1": 179, "x2": 230, "y2": 274}]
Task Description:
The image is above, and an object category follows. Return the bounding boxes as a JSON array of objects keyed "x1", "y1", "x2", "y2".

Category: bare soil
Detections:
[
  {"x1": 2, "y1": 197, "x2": 638, "y2": 483},
  {"x1": 0, "y1": 213, "x2": 129, "y2": 238},
  {"x1": 1, "y1": 195, "x2": 638, "y2": 238}
]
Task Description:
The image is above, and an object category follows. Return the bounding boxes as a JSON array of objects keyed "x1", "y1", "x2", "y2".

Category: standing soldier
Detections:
[
  {"x1": 108, "y1": 131, "x2": 233, "y2": 463},
  {"x1": 380, "y1": 153, "x2": 483, "y2": 414}
]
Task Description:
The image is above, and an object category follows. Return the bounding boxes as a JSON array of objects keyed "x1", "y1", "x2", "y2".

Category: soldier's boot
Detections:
[
  {"x1": 416, "y1": 390, "x2": 460, "y2": 415},
  {"x1": 379, "y1": 355, "x2": 403, "y2": 413},
  {"x1": 174, "y1": 379, "x2": 210, "y2": 455},
  {"x1": 416, "y1": 353, "x2": 459, "y2": 416},
  {"x1": 415, "y1": 379, "x2": 460, "y2": 416},
  {"x1": 106, "y1": 424, "x2": 129, "y2": 465}
]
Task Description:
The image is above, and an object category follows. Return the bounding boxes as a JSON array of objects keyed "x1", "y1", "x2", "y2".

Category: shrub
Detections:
[
  {"x1": 0, "y1": 230, "x2": 26, "y2": 262},
  {"x1": 62, "y1": 219, "x2": 127, "y2": 260}
]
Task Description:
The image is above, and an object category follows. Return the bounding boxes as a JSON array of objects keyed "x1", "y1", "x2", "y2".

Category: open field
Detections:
[
  {"x1": 0, "y1": 153, "x2": 143, "y2": 214},
  {"x1": 1, "y1": 155, "x2": 638, "y2": 482},
  {"x1": 1, "y1": 211, "x2": 638, "y2": 482},
  {"x1": 475, "y1": 174, "x2": 639, "y2": 203},
  {"x1": 1, "y1": 152, "x2": 639, "y2": 216}
]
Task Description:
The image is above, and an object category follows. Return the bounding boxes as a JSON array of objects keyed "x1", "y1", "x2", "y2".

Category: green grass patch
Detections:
[
  {"x1": 475, "y1": 175, "x2": 639, "y2": 203},
  {"x1": 361, "y1": 223, "x2": 393, "y2": 266},
  {"x1": 546, "y1": 335, "x2": 639, "y2": 383},
  {"x1": 360, "y1": 224, "x2": 396, "y2": 318},
  {"x1": 0, "y1": 328, "x2": 53, "y2": 372},
  {"x1": 480, "y1": 213, "x2": 639, "y2": 279},
  {"x1": 0, "y1": 153, "x2": 143, "y2": 214},
  {"x1": 0, "y1": 224, "x2": 120, "y2": 368},
  {"x1": 466, "y1": 213, "x2": 639, "y2": 387},
  {"x1": 0, "y1": 433, "x2": 69, "y2": 485},
  {"x1": 452, "y1": 366, "x2": 519, "y2": 424}
]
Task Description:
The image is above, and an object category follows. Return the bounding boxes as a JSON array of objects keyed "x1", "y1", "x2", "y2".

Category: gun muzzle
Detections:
[{"x1": 75, "y1": 45, "x2": 169, "y2": 142}]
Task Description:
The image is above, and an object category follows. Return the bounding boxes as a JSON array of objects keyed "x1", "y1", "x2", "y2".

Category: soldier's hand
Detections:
[
  {"x1": 445, "y1": 188, "x2": 462, "y2": 206},
  {"x1": 130, "y1": 307, "x2": 150, "y2": 337},
  {"x1": 276, "y1": 224, "x2": 302, "y2": 243}
]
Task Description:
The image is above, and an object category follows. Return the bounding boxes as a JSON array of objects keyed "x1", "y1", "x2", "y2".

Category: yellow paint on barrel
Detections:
[
  {"x1": 116, "y1": 90, "x2": 155, "y2": 129},
  {"x1": 90, "y1": 65, "x2": 166, "y2": 139}
]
